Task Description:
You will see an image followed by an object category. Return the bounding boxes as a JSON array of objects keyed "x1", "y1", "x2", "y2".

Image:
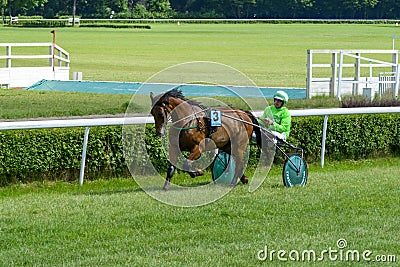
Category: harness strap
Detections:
[{"x1": 171, "y1": 125, "x2": 198, "y2": 131}]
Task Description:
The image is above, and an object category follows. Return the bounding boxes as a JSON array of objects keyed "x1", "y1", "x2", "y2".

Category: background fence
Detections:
[
  {"x1": 306, "y1": 49, "x2": 400, "y2": 99},
  {"x1": 0, "y1": 42, "x2": 70, "y2": 88}
]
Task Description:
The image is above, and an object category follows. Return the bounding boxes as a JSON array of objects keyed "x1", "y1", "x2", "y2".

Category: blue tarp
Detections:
[{"x1": 25, "y1": 79, "x2": 306, "y2": 99}]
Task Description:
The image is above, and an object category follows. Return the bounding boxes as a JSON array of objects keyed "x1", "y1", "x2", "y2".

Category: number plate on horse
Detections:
[{"x1": 211, "y1": 110, "x2": 222, "y2": 126}]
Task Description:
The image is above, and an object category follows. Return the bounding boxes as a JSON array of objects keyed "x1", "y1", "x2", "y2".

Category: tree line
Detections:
[{"x1": 1, "y1": 0, "x2": 400, "y2": 20}]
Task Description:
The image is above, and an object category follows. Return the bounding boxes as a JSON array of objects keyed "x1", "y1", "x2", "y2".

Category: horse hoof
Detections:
[
  {"x1": 189, "y1": 170, "x2": 204, "y2": 178},
  {"x1": 163, "y1": 182, "x2": 169, "y2": 191},
  {"x1": 241, "y1": 176, "x2": 249, "y2": 184}
]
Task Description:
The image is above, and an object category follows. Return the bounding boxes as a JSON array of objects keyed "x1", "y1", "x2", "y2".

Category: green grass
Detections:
[
  {"x1": 0, "y1": 89, "x2": 340, "y2": 119},
  {"x1": 1, "y1": 23, "x2": 400, "y2": 88},
  {"x1": 0, "y1": 89, "x2": 131, "y2": 119},
  {"x1": 0, "y1": 157, "x2": 399, "y2": 266}
]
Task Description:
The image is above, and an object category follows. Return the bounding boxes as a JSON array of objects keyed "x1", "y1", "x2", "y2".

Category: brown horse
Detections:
[{"x1": 150, "y1": 89, "x2": 261, "y2": 190}]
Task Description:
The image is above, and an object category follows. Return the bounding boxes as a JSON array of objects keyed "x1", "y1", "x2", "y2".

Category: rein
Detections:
[
  {"x1": 168, "y1": 107, "x2": 249, "y2": 131},
  {"x1": 169, "y1": 107, "x2": 209, "y2": 131}
]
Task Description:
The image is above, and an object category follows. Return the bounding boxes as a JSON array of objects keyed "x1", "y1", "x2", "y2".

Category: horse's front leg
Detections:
[
  {"x1": 182, "y1": 145, "x2": 204, "y2": 178},
  {"x1": 164, "y1": 135, "x2": 179, "y2": 191},
  {"x1": 163, "y1": 163, "x2": 175, "y2": 191}
]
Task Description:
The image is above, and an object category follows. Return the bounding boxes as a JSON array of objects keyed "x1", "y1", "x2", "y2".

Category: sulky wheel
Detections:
[
  {"x1": 282, "y1": 153, "x2": 308, "y2": 187},
  {"x1": 211, "y1": 152, "x2": 236, "y2": 184}
]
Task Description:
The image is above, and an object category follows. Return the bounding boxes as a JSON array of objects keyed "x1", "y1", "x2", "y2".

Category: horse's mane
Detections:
[
  {"x1": 163, "y1": 89, "x2": 204, "y2": 108},
  {"x1": 164, "y1": 88, "x2": 187, "y2": 100}
]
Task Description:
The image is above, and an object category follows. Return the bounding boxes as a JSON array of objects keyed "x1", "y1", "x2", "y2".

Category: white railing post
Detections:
[
  {"x1": 331, "y1": 52, "x2": 338, "y2": 96},
  {"x1": 395, "y1": 64, "x2": 400, "y2": 99},
  {"x1": 79, "y1": 127, "x2": 90, "y2": 186},
  {"x1": 320, "y1": 115, "x2": 329, "y2": 168},
  {"x1": 337, "y1": 51, "x2": 344, "y2": 100},
  {"x1": 354, "y1": 53, "x2": 360, "y2": 95},
  {"x1": 306, "y1": 50, "x2": 312, "y2": 99}
]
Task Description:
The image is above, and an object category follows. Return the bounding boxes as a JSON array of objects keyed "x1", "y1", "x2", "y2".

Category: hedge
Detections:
[
  {"x1": 0, "y1": 114, "x2": 398, "y2": 185},
  {"x1": 3, "y1": 18, "x2": 400, "y2": 29},
  {"x1": 290, "y1": 114, "x2": 400, "y2": 161}
]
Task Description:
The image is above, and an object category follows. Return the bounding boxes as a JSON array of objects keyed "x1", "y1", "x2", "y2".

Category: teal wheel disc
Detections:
[
  {"x1": 282, "y1": 154, "x2": 308, "y2": 187},
  {"x1": 212, "y1": 152, "x2": 236, "y2": 184}
]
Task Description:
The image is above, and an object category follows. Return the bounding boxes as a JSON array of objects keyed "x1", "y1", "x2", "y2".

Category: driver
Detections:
[{"x1": 257, "y1": 90, "x2": 291, "y2": 141}]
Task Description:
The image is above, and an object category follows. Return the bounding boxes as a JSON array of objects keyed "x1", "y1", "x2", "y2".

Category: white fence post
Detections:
[
  {"x1": 320, "y1": 115, "x2": 329, "y2": 168},
  {"x1": 79, "y1": 127, "x2": 90, "y2": 186},
  {"x1": 337, "y1": 51, "x2": 344, "y2": 100},
  {"x1": 395, "y1": 64, "x2": 400, "y2": 99},
  {"x1": 306, "y1": 50, "x2": 312, "y2": 99}
]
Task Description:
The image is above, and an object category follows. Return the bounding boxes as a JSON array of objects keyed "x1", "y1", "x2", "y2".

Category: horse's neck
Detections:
[{"x1": 169, "y1": 98, "x2": 203, "y2": 124}]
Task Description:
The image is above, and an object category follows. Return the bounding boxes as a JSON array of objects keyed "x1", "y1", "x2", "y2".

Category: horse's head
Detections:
[
  {"x1": 150, "y1": 92, "x2": 170, "y2": 136},
  {"x1": 150, "y1": 89, "x2": 191, "y2": 136}
]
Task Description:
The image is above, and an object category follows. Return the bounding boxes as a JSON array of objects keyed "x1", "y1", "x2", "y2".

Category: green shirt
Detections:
[{"x1": 257, "y1": 105, "x2": 291, "y2": 139}]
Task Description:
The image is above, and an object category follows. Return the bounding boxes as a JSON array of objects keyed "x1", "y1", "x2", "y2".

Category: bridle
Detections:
[
  {"x1": 152, "y1": 101, "x2": 170, "y2": 125},
  {"x1": 152, "y1": 97, "x2": 206, "y2": 132}
]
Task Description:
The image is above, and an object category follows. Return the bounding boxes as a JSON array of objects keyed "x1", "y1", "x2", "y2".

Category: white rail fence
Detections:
[
  {"x1": 337, "y1": 51, "x2": 400, "y2": 100},
  {"x1": 1, "y1": 107, "x2": 399, "y2": 185},
  {"x1": 0, "y1": 43, "x2": 70, "y2": 88},
  {"x1": 306, "y1": 50, "x2": 400, "y2": 99}
]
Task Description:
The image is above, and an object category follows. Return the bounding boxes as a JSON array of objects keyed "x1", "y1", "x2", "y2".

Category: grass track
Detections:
[
  {"x1": 0, "y1": 89, "x2": 132, "y2": 119},
  {"x1": 0, "y1": 89, "x2": 340, "y2": 119},
  {"x1": 0, "y1": 157, "x2": 398, "y2": 266},
  {"x1": 1, "y1": 23, "x2": 400, "y2": 87}
]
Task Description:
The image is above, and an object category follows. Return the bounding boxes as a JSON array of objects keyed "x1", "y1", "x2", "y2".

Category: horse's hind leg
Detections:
[
  {"x1": 230, "y1": 159, "x2": 249, "y2": 187},
  {"x1": 163, "y1": 164, "x2": 175, "y2": 191},
  {"x1": 230, "y1": 145, "x2": 248, "y2": 187},
  {"x1": 230, "y1": 169, "x2": 247, "y2": 187},
  {"x1": 230, "y1": 160, "x2": 244, "y2": 187},
  {"x1": 183, "y1": 160, "x2": 204, "y2": 178}
]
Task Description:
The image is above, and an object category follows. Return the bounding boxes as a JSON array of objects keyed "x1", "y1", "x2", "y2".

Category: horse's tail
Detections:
[{"x1": 245, "y1": 110, "x2": 262, "y2": 149}]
